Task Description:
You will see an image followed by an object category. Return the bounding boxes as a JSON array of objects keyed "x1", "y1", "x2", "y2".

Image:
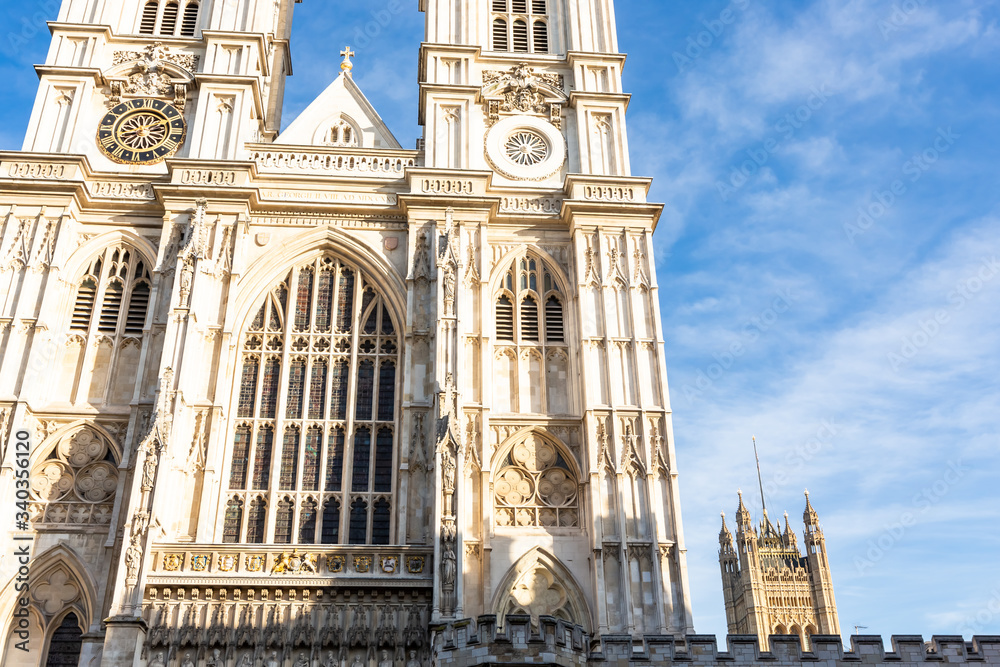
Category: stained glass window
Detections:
[
  {"x1": 299, "y1": 498, "x2": 318, "y2": 544},
  {"x1": 322, "y1": 498, "x2": 340, "y2": 544},
  {"x1": 279, "y1": 427, "x2": 300, "y2": 491},
  {"x1": 223, "y1": 498, "x2": 243, "y2": 543},
  {"x1": 227, "y1": 257, "x2": 400, "y2": 545},
  {"x1": 274, "y1": 497, "x2": 293, "y2": 544},
  {"x1": 252, "y1": 426, "x2": 273, "y2": 490},
  {"x1": 349, "y1": 498, "x2": 368, "y2": 544},
  {"x1": 303, "y1": 426, "x2": 322, "y2": 491},
  {"x1": 229, "y1": 425, "x2": 251, "y2": 489},
  {"x1": 247, "y1": 497, "x2": 266, "y2": 543},
  {"x1": 352, "y1": 427, "x2": 371, "y2": 493}
]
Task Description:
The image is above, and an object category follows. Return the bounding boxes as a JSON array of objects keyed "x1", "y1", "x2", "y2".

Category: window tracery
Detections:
[
  {"x1": 28, "y1": 428, "x2": 119, "y2": 527},
  {"x1": 491, "y1": 0, "x2": 549, "y2": 53},
  {"x1": 494, "y1": 434, "x2": 578, "y2": 528},
  {"x1": 493, "y1": 253, "x2": 569, "y2": 414},
  {"x1": 224, "y1": 256, "x2": 400, "y2": 546}
]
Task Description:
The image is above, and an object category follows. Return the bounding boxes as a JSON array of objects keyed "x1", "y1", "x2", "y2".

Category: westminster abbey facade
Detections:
[
  {"x1": 3, "y1": 2, "x2": 998, "y2": 667},
  {"x1": 0, "y1": 1, "x2": 694, "y2": 665}
]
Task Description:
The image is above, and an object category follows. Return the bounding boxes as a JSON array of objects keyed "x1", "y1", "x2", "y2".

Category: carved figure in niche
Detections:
[
  {"x1": 124, "y1": 537, "x2": 142, "y2": 579},
  {"x1": 406, "y1": 650, "x2": 420, "y2": 667},
  {"x1": 322, "y1": 651, "x2": 338, "y2": 667},
  {"x1": 180, "y1": 653, "x2": 195, "y2": 667},
  {"x1": 413, "y1": 233, "x2": 431, "y2": 281},
  {"x1": 141, "y1": 447, "x2": 157, "y2": 490},
  {"x1": 351, "y1": 654, "x2": 365, "y2": 667},
  {"x1": 443, "y1": 265, "x2": 456, "y2": 316},
  {"x1": 378, "y1": 649, "x2": 393, "y2": 667},
  {"x1": 294, "y1": 652, "x2": 311, "y2": 667},
  {"x1": 238, "y1": 653, "x2": 253, "y2": 667},
  {"x1": 265, "y1": 650, "x2": 281, "y2": 667},
  {"x1": 149, "y1": 652, "x2": 166, "y2": 667},
  {"x1": 206, "y1": 648, "x2": 223, "y2": 666}
]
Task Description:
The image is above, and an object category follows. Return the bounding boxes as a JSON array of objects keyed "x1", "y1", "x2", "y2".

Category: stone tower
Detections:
[
  {"x1": 0, "y1": 0, "x2": 693, "y2": 665},
  {"x1": 719, "y1": 492, "x2": 841, "y2": 649}
]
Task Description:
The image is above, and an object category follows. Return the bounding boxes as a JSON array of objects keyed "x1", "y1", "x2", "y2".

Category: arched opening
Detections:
[
  {"x1": 44, "y1": 612, "x2": 83, "y2": 666},
  {"x1": 223, "y1": 255, "x2": 401, "y2": 546},
  {"x1": 160, "y1": 1, "x2": 179, "y2": 34},
  {"x1": 139, "y1": 1, "x2": 158, "y2": 34},
  {"x1": 180, "y1": 1, "x2": 199, "y2": 36},
  {"x1": 493, "y1": 548, "x2": 591, "y2": 631}
]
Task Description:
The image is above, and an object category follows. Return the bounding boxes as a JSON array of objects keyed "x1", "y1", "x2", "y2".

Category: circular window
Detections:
[
  {"x1": 504, "y1": 131, "x2": 549, "y2": 166},
  {"x1": 486, "y1": 116, "x2": 565, "y2": 181}
]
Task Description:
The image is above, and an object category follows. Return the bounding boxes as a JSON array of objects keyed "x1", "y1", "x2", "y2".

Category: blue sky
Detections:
[{"x1": 2, "y1": 0, "x2": 999, "y2": 644}]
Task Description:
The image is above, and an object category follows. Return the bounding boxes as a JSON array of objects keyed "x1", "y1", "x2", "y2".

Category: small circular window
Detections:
[
  {"x1": 486, "y1": 116, "x2": 565, "y2": 181},
  {"x1": 504, "y1": 130, "x2": 549, "y2": 166}
]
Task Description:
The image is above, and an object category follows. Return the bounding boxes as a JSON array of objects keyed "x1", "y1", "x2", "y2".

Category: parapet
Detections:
[{"x1": 430, "y1": 616, "x2": 1000, "y2": 666}]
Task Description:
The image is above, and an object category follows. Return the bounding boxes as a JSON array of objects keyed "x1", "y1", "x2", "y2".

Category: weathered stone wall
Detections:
[{"x1": 431, "y1": 615, "x2": 1000, "y2": 666}]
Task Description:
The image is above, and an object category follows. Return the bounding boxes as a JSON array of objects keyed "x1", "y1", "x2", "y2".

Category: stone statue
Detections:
[
  {"x1": 322, "y1": 651, "x2": 338, "y2": 667},
  {"x1": 206, "y1": 648, "x2": 223, "y2": 666},
  {"x1": 148, "y1": 652, "x2": 166, "y2": 667},
  {"x1": 378, "y1": 649, "x2": 393, "y2": 667},
  {"x1": 238, "y1": 653, "x2": 253, "y2": 667},
  {"x1": 406, "y1": 650, "x2": 420, "y2": 667},
  {"x1": 351, "y1": 654, "x2": 365, "y2": 667},
  {"x1": 294, "y1": 651, "x2": 312, "y2": 667},
  {"x1": 265, "y1": 650, "x2": 281, "y2": 667},
  {"x1": 180, "y1": 653, "x2": 195, "y2": 667}
]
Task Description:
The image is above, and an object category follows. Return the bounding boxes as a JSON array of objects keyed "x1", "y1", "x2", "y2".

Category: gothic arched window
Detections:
[
  {"x1": 493, "y1": 253, "x2": 569, "y2": 414},
  {"x1": 491, "y1": 0, "x2": 550, "y2": 53},
  {"x1": 65, "y1": 245, "x2": 151, "y2": 406},
  {"x1": 223, "y1": 256, "x2": 400, "y2": 546},
  {"x1": 494, "y1": 433, "x2": 579, "y2": 528}
]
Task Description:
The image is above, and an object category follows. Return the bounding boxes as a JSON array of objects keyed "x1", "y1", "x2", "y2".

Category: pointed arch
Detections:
[
  {"x1": 491, "y1": 548, "x2": 592, "y2": 632},
  {"x1": 0, "y1": 544, "x2": 98, "y2": 651}
]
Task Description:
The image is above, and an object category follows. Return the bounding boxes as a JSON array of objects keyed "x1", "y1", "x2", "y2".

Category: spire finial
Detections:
[{"x1": 340, "y1": 46, "x2": 355, "y2": 75}]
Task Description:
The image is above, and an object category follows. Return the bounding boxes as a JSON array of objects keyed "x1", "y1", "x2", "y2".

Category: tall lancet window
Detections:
[
  {"x1": 493, "y1": 252, "x2": 569, "y2": 414},
  {"x1": 65, "y1": 244, "x2": 152, "y2": 406},
  {"x1": 491, "y1": 0, "x2": 550, "y2": 53},
  {"x1": 224, "y1": 256, "x2": 401, "y2": 546}
]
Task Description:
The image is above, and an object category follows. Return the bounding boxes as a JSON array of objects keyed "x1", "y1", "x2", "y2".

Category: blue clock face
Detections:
[{"x1": 98, "y1": 98, "x2": 186, "y2": 165}]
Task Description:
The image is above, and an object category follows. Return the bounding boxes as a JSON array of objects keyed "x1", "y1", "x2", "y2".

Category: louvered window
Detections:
[
  {"x1": 160, "y1": 1, "x2": 179, "y2": 34},
  {"x1": 124, "y1": 281, "x2": 149, "y2": 334},
  {"x1": 521, "y1": 296, "x2": 540, "y2": 341},
  {"x1": 225, "y1": 257, "x2": 400, "y2": 545},
  {"x1": 496, "y1": 296, "x2": 515, "y2": 340},
  {"x1": 68, "y1": 245, "x2": 152, "y2": 405},
  {"x1": 140, "y1": 1, "x2": 158, "y2": 34},
  {"x1": 533, "y1": 20, "x2": 549, "y2": 53},
  {"x1": 181, "y1": 2, "x2": 199, "y2": 36},
  {"x1": 491, "y1": 0, "x2": 551, "y2": 53},
  {"x1": 71, "y1": 278, "x2": 97, "y2": 330},
  {"x1": 493, "y1": 18, "x2": 509, "y2": 50},
  {"x1": 493, "y1": 253, "x2": 569, "y2": 414},
  {"x1": 545, "y1": 296, "x2": 564, "y2": 342}
]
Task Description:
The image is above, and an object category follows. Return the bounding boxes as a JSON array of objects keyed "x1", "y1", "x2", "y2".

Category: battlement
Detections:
[{"x1": 431, "y1": 616, "x2": 1000, "y2": 666}]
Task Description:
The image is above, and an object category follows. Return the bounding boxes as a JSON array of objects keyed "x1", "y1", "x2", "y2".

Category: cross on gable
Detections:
[{"x1": 340, "y1": 46, "x2": 355, "y2": 73}]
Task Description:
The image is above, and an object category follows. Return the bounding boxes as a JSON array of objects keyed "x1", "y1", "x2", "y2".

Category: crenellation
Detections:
[{"x1": 432, "y1": 618, "x2": 1000, "y2": 666}]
